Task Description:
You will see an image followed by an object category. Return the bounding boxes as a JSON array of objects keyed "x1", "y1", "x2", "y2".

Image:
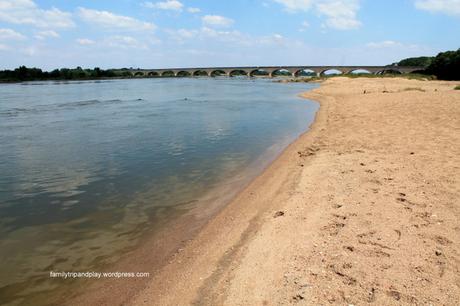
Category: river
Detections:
[{"x1": 0, "y1": 77, "x2": 318, "y2": 304}]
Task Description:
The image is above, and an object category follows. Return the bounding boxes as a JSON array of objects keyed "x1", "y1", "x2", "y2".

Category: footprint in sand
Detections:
[
  {"x1": 322, "y1": 214, "x2": 348, "y2": 236},
  {"x1": 433, "y1": 235, "x2": 452, "y2": 246}
]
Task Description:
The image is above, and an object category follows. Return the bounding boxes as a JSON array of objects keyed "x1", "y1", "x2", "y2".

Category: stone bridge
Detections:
[{"x1": 117, "y1": 66, "x2": 424, "y2": 78}]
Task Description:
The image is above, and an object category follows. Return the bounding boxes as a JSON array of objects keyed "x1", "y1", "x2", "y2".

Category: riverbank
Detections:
[
  {"x1": 120, "y1": 77, "x2": 459, "y2": 305},
  {"x1": 34, "y1": 79, "x2": 317, "y2": 306}
]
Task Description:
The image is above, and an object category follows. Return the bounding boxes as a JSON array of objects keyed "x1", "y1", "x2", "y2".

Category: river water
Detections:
[{"x1": 0, "y1": 77, "x2": 318, "y2": 304}]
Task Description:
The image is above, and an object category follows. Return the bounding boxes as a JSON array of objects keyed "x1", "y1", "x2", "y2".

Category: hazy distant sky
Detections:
[{"x1": 0, "y1": 0, "x2": 459, "y2": 69}]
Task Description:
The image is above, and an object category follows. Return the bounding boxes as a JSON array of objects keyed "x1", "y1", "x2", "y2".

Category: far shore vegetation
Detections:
[
  {"x1": 1, "y1": 49, "x2": 459, "y2": 83},
  {"x1": 284, "y1": 73, "x2": 436, "y2": 84},
  {"x1": 0, "y1": 66, "x2": 130, "y2": 82}
]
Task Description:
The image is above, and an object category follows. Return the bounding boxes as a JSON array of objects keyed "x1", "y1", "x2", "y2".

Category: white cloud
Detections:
[
  {"x1": 299, "y1": 20, "x2": 310, "y2": 31},
  {"x1": 202, "y1": 15, "x2": 234, "y2": 27},
  {"x1": 273, "y1": 0, "x2": 313, "y2": 12},
  {"x1": 0, "y1": 43, "x2": 9, "y2": 50},
  {"x1": 0, "y1": 28, "x2": 26, "y2": 40},
  {"x1": 366, "y1": 40, "x2": 419, "y2": 50},
  {"x1": 75, "y1": 35, "x2": 154, "y2": 50},
  {"x1": 200, "y1": 27, "x2": 244, "y2": 41},
  {"x1": 415, "y1": 0, "x2": 460, "y2": 16},
  {"x1": 316, "y1": 0, "x2": 361, "y2": 29},
  {"x1": 104, "y1": 35, "x2": 148, "y2": 49},
  {"x1": 166, "y1": 26, "x2": 249, "y2": 45},
  {"x1": 174, "y1": 28, "x2": 199, "y2": 39},
  {"x1": 35, "y1": 30, "x2": 59, "y2": 40},
  {"x1": 75, "y1": 36, "x2": 160, "y2": 49},
  {"x1": 366, "y1": 40, "x2": 401, "y2": 48},
  {"x1": 76, "y1": 38, "x2": 96, "y2": 45},
  {"x1": 78, "y1": 7, "x2": 156, "y2": 31},
  {"x1": 323, "y1": 18, "x2": 360, "y2": 29},
  {"x1": 167, "y1": 26, "x2": 302, "y2": 48},
  {"x1": 143, "y1": 0, "x2": 183, "y2": 11},
  {"x1": 257, "y1": 33, "x2": 289, "y2": 45},
  {"x1": 187, "y1": 7, "x2": 201, "y2": 13},
  {"x1": 0, "y1": 0, "x2": 74, "y2": 28},
  {"x1": 21, "y1": 46, "x2": 37, "y2": 56},
  {"x1": 273, "y1": 0, "x2": 361, "y2": 30}
]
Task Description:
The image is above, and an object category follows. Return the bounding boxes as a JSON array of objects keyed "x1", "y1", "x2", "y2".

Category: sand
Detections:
[{"x1": 102, "y1": 77, "x2": 459, "y2": 305}]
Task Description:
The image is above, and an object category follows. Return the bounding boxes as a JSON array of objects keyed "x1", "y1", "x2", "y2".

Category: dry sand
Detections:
[{"x1": 125, "y1": 77, "x2": 460, "y2": 305}]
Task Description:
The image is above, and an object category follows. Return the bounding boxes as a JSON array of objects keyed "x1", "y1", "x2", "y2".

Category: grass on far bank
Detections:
[{"x1": 283, "y1": 73, "x2": 436, "y2": 83}]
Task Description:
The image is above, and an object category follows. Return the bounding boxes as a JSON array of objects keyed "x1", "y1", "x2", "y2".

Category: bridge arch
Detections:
[
  {"x1": 347, "y1": 69, "x2": 372, "y2": 75},
  {"x1": 147, "y1": 71, "x2": 159, "y2": 77},
  {"x1": 271, "y1": 69, "x2": 293, "y2": 77},
  {"x1": 320, "y1": 69, "x2": 343, "y2": 76},
  {"x1": 229, "y1": 70, "x2": 249, "y2": 77},
  {"x1": 376, "y1": 69, "x2": 402, "y2": 75},
  {"x1": 176, "y1": 71, "x2": 191, "y2": 77},
  {"x1": 294, "y1": 69, "x2": 317, "y2": 77},
  {"x1": 211, "y1": 70, "x2": 227, "y2": 77},
  {"x1": 161, "y1": 71, "x2": 175, "y2": 77},
  {"x1": 193, "y1": 70, "x2": 209, "y2": 77},
  {"x1": 249, "y1": 69, "x2": 270, "y2": 77},
  {"x1": 134, "y1": 71, "x2": 145, "y2": 77}
]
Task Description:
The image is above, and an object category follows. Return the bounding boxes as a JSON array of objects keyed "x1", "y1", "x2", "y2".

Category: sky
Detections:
[{"x1": 0, "y1": 0, "x2": 459, "y2": 70}]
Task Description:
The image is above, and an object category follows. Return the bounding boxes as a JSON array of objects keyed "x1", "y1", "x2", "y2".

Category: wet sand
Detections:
[{"x1": 77, "y1": 77, "x2": 459, "y2": 305}]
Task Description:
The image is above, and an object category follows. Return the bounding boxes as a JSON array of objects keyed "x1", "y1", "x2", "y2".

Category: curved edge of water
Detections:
[{"x1": 56, "y1": 88, "x2": 321, "y2": 306}]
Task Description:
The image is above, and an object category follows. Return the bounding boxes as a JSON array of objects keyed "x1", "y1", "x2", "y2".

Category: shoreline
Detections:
[
  {"x1": 124, "y1": 78, "x2": 330, "y2": 306},
  {"x1": 60, "y1": 84, "x2": 319, "y2": 306},
  {"x1": 64, "y1": 140, "x2": 311, "y2": 306},
  {"x1": 73, "y1": 77, "x2": 459, "y2": 305}
]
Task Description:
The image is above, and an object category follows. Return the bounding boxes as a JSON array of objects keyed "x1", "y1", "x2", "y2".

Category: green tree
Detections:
[
  {"x1": 426, "y1": 49, "x2": 460, "y2": 80},
  {"x1": 397, "y1": 56, "x2": 433, "y2": 67}
]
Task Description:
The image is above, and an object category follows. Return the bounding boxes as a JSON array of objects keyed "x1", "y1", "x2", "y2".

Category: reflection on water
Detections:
[{"x1": 0, "y1": 78, "x2": 318, "y2": 304}]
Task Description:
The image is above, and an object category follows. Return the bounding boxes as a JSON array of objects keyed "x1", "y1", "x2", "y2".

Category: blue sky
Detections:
[{"x1": 0, "y1": 0, "x2": 459, "y2": 70}]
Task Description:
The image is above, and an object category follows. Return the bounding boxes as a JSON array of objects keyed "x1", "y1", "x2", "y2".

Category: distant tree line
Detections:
[
  {"x1": 0, "y1": 66, "x2": 132, "y2": 82},
  {"x1": 1, "y1": 49, "x2": 459, "y2": 82},
  {"x1": 393, "y1": 56, "x2": 433, "y2": 68},
  {"x1": 394, "y1": 48, "x2": 460, "y2": 80},
  {"x1": 425, "y1": 49, "x2": 460, "y2": 80}
]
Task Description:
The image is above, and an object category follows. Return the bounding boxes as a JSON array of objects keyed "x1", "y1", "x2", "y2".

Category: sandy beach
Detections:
[{"x1": 73, "y1": 77, "x2": 459, "y2": 305}]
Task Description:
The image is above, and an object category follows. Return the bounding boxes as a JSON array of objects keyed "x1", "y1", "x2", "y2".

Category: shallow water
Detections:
[{"x1": 0, "y1": 77, "x2": 318, "y2": 304}]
